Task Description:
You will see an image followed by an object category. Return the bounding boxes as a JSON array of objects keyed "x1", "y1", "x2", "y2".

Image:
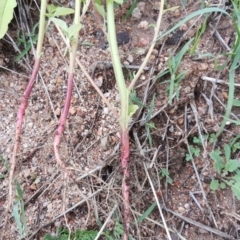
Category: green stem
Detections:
[
  {"x1": 69, "y1": 0, "x2": 81, "y2": 72},
  {"x1": 36, "y1": 0, "x2": 47, "y2": 59},
  {"x1": 106, "y1": 0, "x2": 129, "y2": 130}
]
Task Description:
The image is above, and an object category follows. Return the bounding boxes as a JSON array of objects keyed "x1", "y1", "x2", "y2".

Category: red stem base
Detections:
[{"x1": 121, "y1": 129, "x2": 130, "y2": 240}]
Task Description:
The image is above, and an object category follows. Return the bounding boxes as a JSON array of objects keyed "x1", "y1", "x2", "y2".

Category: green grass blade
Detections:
[
  {"x1": 14, "y1": 179, "x2": 23, "y2": 200},
  {"x1": 13, "y1": 201, "x2": 23, "y2": 237},
  {"x1": 146, "y1": 94, "x2": 155, "y2": 123},
  {"x1": 216, "y1": 44, "x2": 240, "y2": 137},
  {"x1": 20, "y1": 201, "x2": 28, "y2": 236},
  {"x1": 157, "y1": 8, "x2": 231, "y2": 41},
  {"x1": 175, "y1": 38, "x2": 194, "y2": 68},
  {"x1": 137, "y1": 202, "x2": 157, "y2": 223}
]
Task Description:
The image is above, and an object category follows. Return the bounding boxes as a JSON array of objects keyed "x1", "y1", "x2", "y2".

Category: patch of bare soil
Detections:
[{"x1": 1, "y1": 0, "x2": 240, "y2": 239}]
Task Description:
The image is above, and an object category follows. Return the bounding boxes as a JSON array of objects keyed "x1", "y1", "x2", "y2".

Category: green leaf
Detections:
[
  {"x1": 13, "y1": 201, "x2": 23, "y2": 237},
  {"x1": 68, "y1": 23, "x2": 82, "y2": 39},
  {"x1": 225, "y1": 160, "x2": 240, "y2": 172},
  {"x1": 233, "y1": 99, "x2": 240, "y2": 106},
  {"x1": 189, "y1": 146, "x2": 200, "y2": 157},
  {"x1": 175, "y1": 38, "x2": 194, "y2": 69},
  {"x1": 50, "y1": 18, "x2": 68, "y2": 34},
  {"x1": 161, "y1": 168, "x2": 169, "y2": 177},
  {"x1": 130, "y1": 91, "x2": 145, "y2": 107},
  {"x1": 220, "y1": 182, "x2": 226, "y2": 189},
  {"x1": 53, "y1": 7, "x2": 75, "y2": 17},
  {"x1": 209, "y1": 133, "x2": 216, "y2": 143},
  {"x1": 128, "y1": 104, "x2": 138, "y2": 119},
  {"x1": 224, "y1": 144, "x2": 231, "y2": 162},
  {"x1": 210, "y1": 180, "x2": 219, "y2": 190},
  {"x1": 145, "y1": 125, "x2": 153, "y2": 148},
  {"x1": 137, "y1": 202, "x2": 157, "y2": 223},
  {"x1": 193, "y1": 136, "x2": 202, "y2": 145},
  {"x1": 14, "y1": 180, "x2": 23, "y2": 199},
  {"x1": 210, "y1": 150, "x2": 224, "y2": 173},
  {"x1": 167, "y1": 176, "x2": 173, "y2": 184},
  {"x1": 231, "y1": 183, "x2": 240, "y2": 200},
  {"x1": 157, "y1": 8, "x2": 231, "y2": 42},
  {"x1": 114, "y1": 0, "x2": 123, "y2": 4},
  {"x1": 232, "y1": 173, "x2": 240, "y2": 181},
  {"x1": 146, "y1": 122, "x2": 156, "y2": 129},
  {"x1": 0, "y1": 0, "x2": 17, "y2": 39},
  {"x1": 46, "y1": 4, "x2": 57, "y2": 16},
  {"x1": 146, "y1": 94, "x2": 155, "y2": 123},
  {"x1": 123, "y1": 0, "x2": 138, "y2": 20},
  {"x1": 20, "y1": 201, "x2": 28, "y2": 235},
  {"x1": 185, "y1": 153, "x2": 192, "y2": 161},
  {"x1": 217, "y1": 43, "x2": 240, "y2": 136},
  {"x1": 94, "y1": 3, "x2": 106, "y2": 19},
  {"x1": 230, "y1": 134, "x2": 240, "y2": 149},
  {"x1": 113, "y1": 221, "x2": 124, "y2": 238}
]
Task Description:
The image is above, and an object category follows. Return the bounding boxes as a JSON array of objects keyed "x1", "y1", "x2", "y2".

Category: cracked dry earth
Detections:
[{"x1": 1, "y1": 0, "x2": 240, "y2": 239}]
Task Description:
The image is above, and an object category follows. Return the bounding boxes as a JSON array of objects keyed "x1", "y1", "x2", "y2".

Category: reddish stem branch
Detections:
[
  {"x1": 121, "y1": 129, "x2": 130, "y2": 240},
  {"x1": 53, "y1": 73, "x2": 74, "y2": 177},
  {"x1": 6, "y1": 59, "x2": 40, "y2": 216}
]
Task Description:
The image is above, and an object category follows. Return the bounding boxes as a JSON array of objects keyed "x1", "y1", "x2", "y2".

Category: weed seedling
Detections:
[
  {"x1": 13, "y1": 180, "x2": 28, "y2": 238},
  {"x1": 210, "y1": 139, "x2": 240, "y2": 199},
  {"x1": 167, "y1": 38, "x2": 193, "y2": 104},
  {"x1": 15, "y1": 23, "x2": 39, "y2": 62},
  {"x1": 160, "y1": 168, "x2": 173, "y2": 184},
  {"x1": 44, "y1": 228, "x2": 98, "y2": 240}
]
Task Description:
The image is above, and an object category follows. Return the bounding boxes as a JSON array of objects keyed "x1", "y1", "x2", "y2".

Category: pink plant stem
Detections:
[
  {"x1": 53, "y1": 73, "x2": 74, "y2": 177},
  {"x1": 121, "y1": 129, "x2": 130, "y2": 240},
  {"x1": 6, "y1": 59, "x2": 40, "y2": 213}
]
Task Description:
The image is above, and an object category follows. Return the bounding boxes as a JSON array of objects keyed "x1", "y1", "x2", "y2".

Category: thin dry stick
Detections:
[
  {"x1": 164, "y1": 206, "x2": 233, "y2": 239},
  {"x1": 53, "y1": 24, "x2": 119, "y2": 119},
  {"x1": 143, "y1": 163, "x2": 172, "y2": 240},
  {"x1": 76, "y1": 58, "x2": 119, "y2": 118},
  {"x1": 127, "y1": 0, "x2": 164, "y2": 91},
  {"x1": 202, "y1": 76, "x2": 240, "y2": 86},
  {"x1": 25, "y1": 189, "x2": 103, "y2": 240},
  {"x1": 94, "y1": 204, "x2": 117, "y2": 240}
]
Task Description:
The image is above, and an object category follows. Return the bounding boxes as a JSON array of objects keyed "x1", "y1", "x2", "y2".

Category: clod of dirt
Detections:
[
  {"x1": 116, "y1": 31, "x2": 130, "y2": 45},
  {"x1": 166, "y1": 29, "x2": 185, "y2": 45}
]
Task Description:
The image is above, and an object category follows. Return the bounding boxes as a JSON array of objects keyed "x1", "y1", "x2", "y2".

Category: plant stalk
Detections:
[
  {"x1": 53, "y1": 0, "x2": 81, "y2": 176},
  {"x1": 106, "y1": 0, "x2": 129, "y2": 130},
  {"x1": 106, "y1": 1, "x2": 130, "y2": 239},
  {"x1": 5, "y1": 0, "x2": 47, "y2": 220}
]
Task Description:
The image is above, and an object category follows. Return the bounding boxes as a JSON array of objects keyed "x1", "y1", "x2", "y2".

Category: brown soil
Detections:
[{"x1": 0, "y1": 0, "x2": 240, "y2": 239}]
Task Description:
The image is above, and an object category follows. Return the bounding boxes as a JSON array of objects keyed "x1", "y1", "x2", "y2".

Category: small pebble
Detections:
[
  {"x1": 100, "y1": 136, "x2": 109, "y2": 150},
  {"x1": 174, "y1": 9, "x2": 181, "y2": 18},
  {"x1": 69, "y1": 106, "x2": 76, "y2": 115},
  {"x1": 103, "y1": 107, "x2": 109, "y2": 115},
  {"x1": 138, "y1": 37, "x2": 149, "y2": 47},
  {"x1": 127, "y1": 55, "x2": 133, "y2": 63},
  {"x1": 184, "y1": 203, "x2": 190, "y2": 209},
  {"x1": 198, "y1": 63, "x2": 208, "y2": 71},
  {"x1": 184, "y1": 86, "x2": 191, "y2": 94},
  {"x1": 138, "y1": 20, "x2": 148, "y2": 30},
  {"x1": 178, "y1": 206, "x2": 185, "y2": 213},
  {"x1": 132, "y1": 7, "x2": 142, "y2": 20},
  {"x1": 137, "y1": 2, "x2": 145, "y2": 12},
  {"x1": 55, "y1": 107, "x2": 61, "y2": 116}
]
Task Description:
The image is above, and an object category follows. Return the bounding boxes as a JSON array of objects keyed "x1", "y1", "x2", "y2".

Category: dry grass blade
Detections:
[
  {"x1": 94, "y1": 204, "x2": 117, "y2": 240},
  {"x1": 26, "y1": 188, "x2": 103, "y2": 240},
  {"x1": 163, "y1": 206, "x2": 233, "y2": 239},
  {"x1": 143, "y1": 163, "x2": 172, "y2": 239}
]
